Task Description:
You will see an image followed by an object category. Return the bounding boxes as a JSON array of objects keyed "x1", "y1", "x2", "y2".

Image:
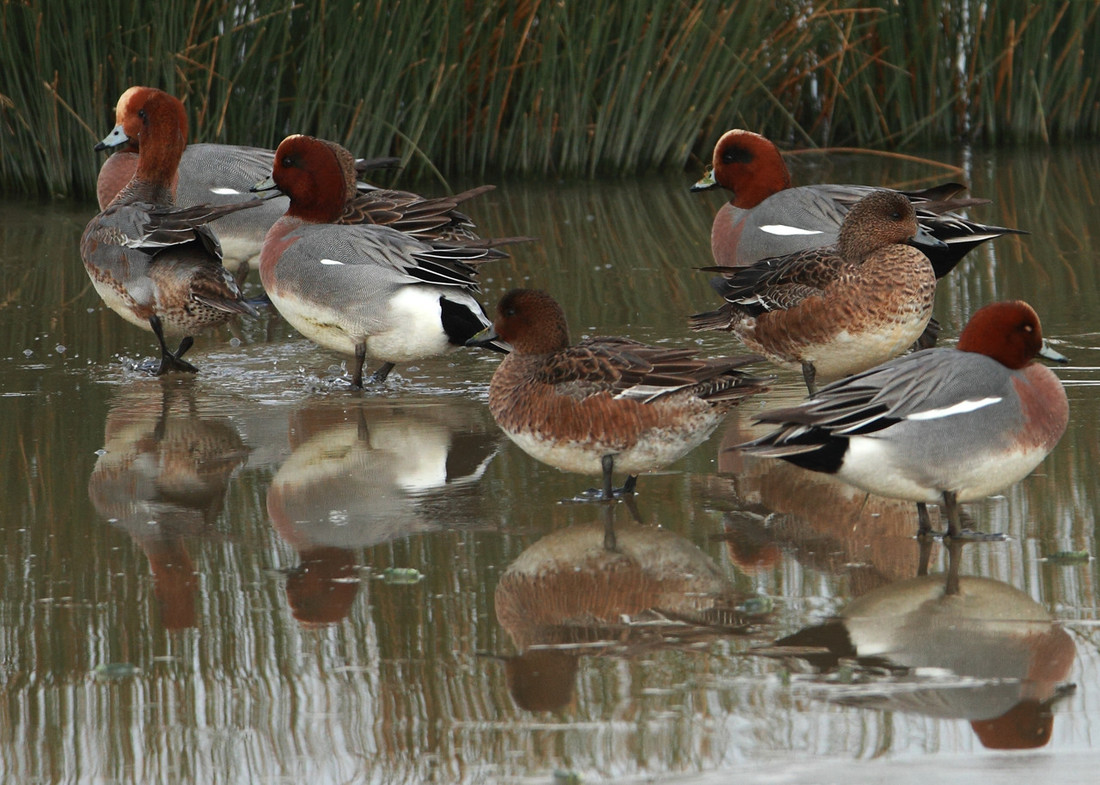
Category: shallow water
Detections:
[{"x1": 2, "y1": 146, "x2": 1099, "y2": 784}]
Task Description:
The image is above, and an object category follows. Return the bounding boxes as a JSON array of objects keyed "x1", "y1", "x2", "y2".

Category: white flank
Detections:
[
  {"x1": 210, "y1": 187, "x2": 243, "y2": 195},
  {"x1": 759, "y1": 224, "x2": 824, "y2": 237},
  {"x1": 320, "y1": 258, "x2": 346, "y2": 266},
  {"x1": 905, "y1": 396, "x2": 1002, "y2": 421},
  {"x1": 365, "y1": 287, "x2": 454, "y2": 361}
]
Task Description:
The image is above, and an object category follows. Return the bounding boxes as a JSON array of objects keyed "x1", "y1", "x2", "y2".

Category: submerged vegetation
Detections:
[{"x1": 2, "y1": 0, "x2": 1099, "y2": 198}]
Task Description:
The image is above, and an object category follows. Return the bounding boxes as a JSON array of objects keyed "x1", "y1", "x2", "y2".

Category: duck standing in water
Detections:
[
  {"x1": 693, "y1": 128, "x2": 1023, "y2": 277},
  {"x1": 469, "y1": 288, "x2": 770, "y2": 500},
  {"x1": 691, "y1": 190, "x2": 938, "y2": 394},
  {"x1": 80, "y1": 87, "x2": 260, "y2": 375},
  {"x1": 737, "y1": 300, "x2": 1068, "y2": 540},
  {"x1": 95, "y1": 86, "x2": 400, "y2": 275},
  {"x1": 252, "y1": 134, "x2": 520, "y2": 388}
]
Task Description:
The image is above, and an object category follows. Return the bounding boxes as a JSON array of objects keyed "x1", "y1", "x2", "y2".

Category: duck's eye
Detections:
[
  {"x1": 503, "y1": 307, "x2": 517, "y2": 317},
  {"x1": 281, "y1": 155, "x2": 295, "y2": 168},
  {"x1": 721, "y1": 147, "x2": 754, "y2": 165},
  {"x1": 890, "y1": 210, "x2": 903, "y2": 220},
  {"x1": 137, "y1": 108, "x2": 147, "y2": 121}
]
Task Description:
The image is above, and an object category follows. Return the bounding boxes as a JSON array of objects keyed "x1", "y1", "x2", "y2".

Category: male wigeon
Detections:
[
  {"x1": 96, "y1": 86, "x2": 398, "y2": 271},
  {"x1": 692, "y1": 129, "x2": 1022, "y2": 278},
  {"x1": 737, "y1": 300, "x2": 1068, "y2": 540},
  {"x1": 468, "y1": 289, "x2": 770, "y2": 500},
  {"x1": 691, "y1": 190, "x2": 937, "y2": 393},
  {"x1": 80, "y1": 87, "x2": 260, "y2": 375},
  {"x1": 254, "y1": 134, "x2": 499, "y2": 242},
  {"x1": 252, "y1": 134, "x2": 515, "y2": 388}
]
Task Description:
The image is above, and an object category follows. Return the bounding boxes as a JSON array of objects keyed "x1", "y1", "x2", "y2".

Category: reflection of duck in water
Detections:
[
  {"x1": 760, "y1": 544, "x2": 1076, "y2": 749},
  {"x1": 266, "y1": 397, "x2": 500, "y2": 625},
  {"x1": 706, "y1": 409, "x2": 937, "y2": 589},
  {"x1": 88, "y1": 379, "x2": 249, "y2": 629},
  {"x1": 493, "y1": 507, "x2": 770, "y2": 712}
]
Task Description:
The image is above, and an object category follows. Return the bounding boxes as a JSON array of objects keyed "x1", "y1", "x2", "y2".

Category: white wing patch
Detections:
[
  {"x1": 906, "y1": 396, "x2": 1002, "y2": 421},
  {"x1": 614, "y1": 384, "x2": 671, "y2": 403},
  {"x1": 209, "y1": 187, "x2": 244, "y2": 195},
  {"x1": 759, "y1": 224, "x2": 824, "y2": 237},
  {"x1": 320, "y1": 258, "x2": 346, "y2": 266}
]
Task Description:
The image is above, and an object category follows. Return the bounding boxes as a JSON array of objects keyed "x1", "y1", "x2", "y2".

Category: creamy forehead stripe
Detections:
[
  {"x1": 759, "y1": 224, "x2": 825, "y2": 237},
  {"x1": 320, "y1": 258, "x2": 345, "y2": 265},
  {"x1": 906, "y1": 396, "x2": 1002, "y2": 421}
]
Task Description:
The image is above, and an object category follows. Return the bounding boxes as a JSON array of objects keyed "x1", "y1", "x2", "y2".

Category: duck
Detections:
[
  {"x1": 80, "y1": 87, "x2": 260, "y2": 375},
  {"x1": 254, "y1": 134, "x2": 500, "y2": 242},
  {"x1": 96, "y1": 86, "x2": 399, "y2": 272},
  {"x1": 468, "y1": 288, "x2": 770, "y2": 500},
  {"x1": 736, "y1": 300, "x2": 1068, "y2": 540},
  {"x1": 252, "y1": 133, "x2": 515, "y2": 388},
  {"x1": 692, "y1": 128, "x2": 1022, "y2": 278},
  {"x1": 690, "y1": 189, "x2": 938, "y2": 394}
]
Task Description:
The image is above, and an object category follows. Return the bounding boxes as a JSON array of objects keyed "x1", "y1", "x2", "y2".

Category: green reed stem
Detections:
[{"x1": 2, "y1": 0, "x2": 1099, "y2": 199}]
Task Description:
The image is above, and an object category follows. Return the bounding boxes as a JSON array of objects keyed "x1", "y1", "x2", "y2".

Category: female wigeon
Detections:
[
  {"x1": 80, "y1": 88, "x2": 260, "y2": 375},
  {"x1": 96, "y1": 87, "x2": 398, "y2": 271},
  {"x1": 253, "y1": 134, "x2": 514, "y2": 388},
  {"x1": 693, "y1": 129, "x2": 1022, "y2": 278},
  {"x1": 469, "y1": 289, "x2": 770, "y2": 500},
  {"x1": 737, "y1": 300, "x2": 1068, "y2": 540},
  {"x1": 691, "y1": 190, "x2": 937, "y2": 393}
]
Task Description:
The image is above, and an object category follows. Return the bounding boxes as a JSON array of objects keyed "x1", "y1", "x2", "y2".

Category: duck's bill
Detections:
[
  {"x1": 466, "y1": 326, "x2": 509, "y2": 353},
  {"x1": 690, "y1": 166, "x2": 718, "y2": 192},
  {"x1": 1040, "y1": 341, "x2": 1069, "y2": 364},
  {"x1": 94, "y1": 123, "x2": 130, "y2": 152},
  {"x1": 908, "y1": 223, "x2": 949, "y2": 251},
  {"x1": 250, "y1": 175, "x2": 279, "y2": 194}
]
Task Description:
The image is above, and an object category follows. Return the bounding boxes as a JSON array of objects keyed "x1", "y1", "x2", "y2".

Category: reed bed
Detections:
[{"x1": 2, "y1": 0, "x2": 1099, "y2": 199}]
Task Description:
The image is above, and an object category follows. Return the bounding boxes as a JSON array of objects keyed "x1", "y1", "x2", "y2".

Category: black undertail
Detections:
[
  {"x1": 440, "y1": 296, "x2": 501, "y2": 350},
  {"x1": 776, "y1": 434, "x2": 849, "y2": 475}
]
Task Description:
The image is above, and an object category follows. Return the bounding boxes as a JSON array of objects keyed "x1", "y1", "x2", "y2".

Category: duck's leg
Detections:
[
  {"x1": 570, "y1": 455, "x2": 637, "y2": 503},
  {"x1": 233, "y1": 259, "x2": 250, "y2": 289},
  {"x1": 911, "y1": 317, "x2": 940, "y2": 351},
  {"x1": 369, "y1": 362, "x2": 396, "y2": 385},
  {"x1": 942, "y1": 491, "x2": 961, "y2": 538},
  {"x1": 601, "y1": 454, "x2": 616, "y2": 500},
  {"x1": 801, "y1": 362, "x2": 817, "y2": 396},
  {"x1": 175, "y1": 336, "x2": 194, "y2": 358},
  {"x1": 916, "y1": 502, "x2": 933, "y2": 537},
  {"x1": 349, "y1": 344, "x2": 367, "y2": 389},
  {"x1": 150, "y1": 315, "x2": 198, "y2": 375},
  {"x1": 942, "y1": 490, "x2": 1006, "y2": 541}
]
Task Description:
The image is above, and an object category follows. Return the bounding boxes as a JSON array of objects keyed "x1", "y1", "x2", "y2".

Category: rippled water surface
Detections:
[{"x1": 2, "y1": 146, "x2": 1100, "y2": 784}]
